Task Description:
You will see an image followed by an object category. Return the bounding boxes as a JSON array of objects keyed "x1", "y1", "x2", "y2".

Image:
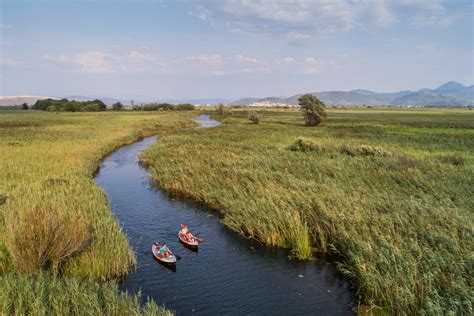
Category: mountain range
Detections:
[
  {"x1": 231, "y1": 81, "x2": 474, "y2": 107},
  {"x1": 1, "y1": 81, "x2": 472, "y2": 107}
]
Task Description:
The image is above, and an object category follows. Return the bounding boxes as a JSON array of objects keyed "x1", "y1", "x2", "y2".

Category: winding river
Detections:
[{"x1": 95, "y1": 115, "x2": 354, "y2": 315}]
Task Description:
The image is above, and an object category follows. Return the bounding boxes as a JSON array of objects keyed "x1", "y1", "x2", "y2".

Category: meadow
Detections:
[
  {"x1": 141, "y1": 108, "x2": 473, "y2": 314},
  {"x1": 0, "y1": 110, "x2": 195, "y2": 314}
]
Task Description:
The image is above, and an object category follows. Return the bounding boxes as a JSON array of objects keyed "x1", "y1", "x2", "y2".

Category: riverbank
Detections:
[
  {"x1": 94, "y1": 116, "x2": 354, "y2": 314},
  {"x1": 0, "y1": 111, "x2": 196, "y2": 314},
  {"x1": 141, "y1": 108, "x2": 473, "y2": 314}
]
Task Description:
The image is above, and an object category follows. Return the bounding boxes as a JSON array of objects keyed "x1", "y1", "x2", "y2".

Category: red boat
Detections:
[{"x1": 178, "y1": 231, "x2": 199, "y2": 248}]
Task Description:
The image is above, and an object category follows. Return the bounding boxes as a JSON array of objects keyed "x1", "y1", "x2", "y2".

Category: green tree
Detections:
[
  {"x1": 22, "y1": 103, "x2": 28, "y2": 110},
  {"x1": 298, "y1": 94, "x2": 327, "y2": 126},
  {"x1": 112, "y1": 102, "x2": 124, "y2": 111}
]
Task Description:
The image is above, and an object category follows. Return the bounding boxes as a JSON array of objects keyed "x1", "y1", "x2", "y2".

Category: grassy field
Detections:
[
  {"x1": 0, "y1": 110, "x2": 195, "y2": 314},
  {"x1": 141, "y1": 108, "x2": 473, "y2": 314}
]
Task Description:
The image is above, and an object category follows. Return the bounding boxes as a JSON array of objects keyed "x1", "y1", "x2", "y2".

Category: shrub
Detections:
[
  {"x1": 5, "y1": 206, "x2": 90, "y2": 274},
  {"x1": 438, "y1": 155, "x2": 465, "y2": 166},
  {"x1": 176, "y1": 103, "x2": 195, "y2": 111},
  {"x1": 112, "y1": 102, "x2": 124, "y2": 111},
  {"x1": 248, "y1": 110, "x2": 260, "y2": 124},
  {"x1": 298, "y1": 94, "x2": 327, "y2": 126},
  {"x1": 82, "y1": 103, "x2": 101, "y2": 112},
  {"x1": 216, "y1": 103, "x2": 232, "y2": 115},
  {"x1": 143, "y1": 103, "x2": 175, "y2": 111},
  {"x1": 288, "y1": 138, "x2": 333, "y2": 153}
]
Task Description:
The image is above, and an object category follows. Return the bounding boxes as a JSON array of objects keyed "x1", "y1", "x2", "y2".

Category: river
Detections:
[{"x1": 94, "y1": 115, "x2": 354, "y2": 315}]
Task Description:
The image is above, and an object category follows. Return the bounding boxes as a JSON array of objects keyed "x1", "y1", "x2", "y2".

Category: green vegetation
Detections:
[
  {"x1": 1, "y1": 272, "x2": 171, "y2": 315},
  {"x1": 215, "y1": 103, "x2": 232, "y2": 115},
  {"x1": 134, "y1": 103, "x2": 196, "y2": 111},
  {"x1": 141, "y1": 108, "x2": 473, "y2": 314},
  {"x1": 112, "y1": 102, "x2": 124, "y2": 111},
  {"x1": 0, "y1": 110, "x2": 195, "y2": 314},
  {"x1": 33, "y1": 98, "x2": 107, "y2": 112},
  {"x1": 248, "y1": 110, "x2": 260, "y2": 124},
  {"x1": 299, "y1": 93, "x2": 327, "y2": 126}
]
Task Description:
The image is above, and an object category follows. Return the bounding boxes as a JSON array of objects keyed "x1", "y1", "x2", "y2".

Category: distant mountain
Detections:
[
  {"x1": 232, "y1": 81, "x2": 473, "y2": 107},
  {"x1": 157, "y1": 98, "x2": 230, "y2": 105},
  {"x1": 0, "y1": 96, "x2": 57, "y2": 106},
  {"x1": 64, "y1": 95, "x2": 127, "y2": 105}
]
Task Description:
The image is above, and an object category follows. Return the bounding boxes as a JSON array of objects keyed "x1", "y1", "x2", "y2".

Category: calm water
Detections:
[{"x1": 94, "y1": 115, "x2": 354, "y2": 315}]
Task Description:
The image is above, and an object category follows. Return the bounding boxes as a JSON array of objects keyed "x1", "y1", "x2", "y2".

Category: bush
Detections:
[
  {"x1": 298, "y1": 94, "x2": 327, "y2": 126},
  {"x1": 176, "y1": 103, "x2": 195, "y2": 111},
  {"x1": 143, "y1": 103, "x2": 175, "y2": 111},
  {"x1": 112, "y1": 102, "x2": 124, "y2": 111},
  {"x1": 216, "y1": 103, "x2": 232, "y2": 115},
  {"x1": 288, "y1": 138, "x2": 333, "y2": 153},
  {"x1": 438, "y1": 155, "x2": 465, "y2": 166},
  {"x1": 248, "y1": 110, "x2": 260, "y2": 124},
  {"x1": 5, "y1": 206, "x2": 90, "y2": 274},
  {"x1": 82, "y1": 103, "x2": 101, "y2": 112}
]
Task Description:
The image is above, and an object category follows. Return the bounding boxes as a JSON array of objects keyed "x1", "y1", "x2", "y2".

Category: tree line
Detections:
[
  {"x1": 33, "y1": 99, "x2": 107, "y2": 112},
  {"x1": 131, "y1": 103, "x2": 195, "y2": 111}
]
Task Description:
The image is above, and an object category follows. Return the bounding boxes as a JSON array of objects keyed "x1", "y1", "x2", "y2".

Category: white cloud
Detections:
[
  {"x1": 41, "y1": 50, "x2": 335, "y2": 76},
  {"x1": 42, "y1": 50, "x2": 165, "y2": 74},
  {"x1": 231, "y1": 54, "x2": 258, "y2": 63},
  {"x1": 183, "y1": 0, "x2": 459, "y2": 38},
  {"x1": 276, "y1": 57, "x2": 296, "y2": 65},
  {"x1": 186, "y1": 54, "x2": 224, "y2": 66},
  {"x1": 303, "y1": 57, "x2": 336, "y2": 74}
]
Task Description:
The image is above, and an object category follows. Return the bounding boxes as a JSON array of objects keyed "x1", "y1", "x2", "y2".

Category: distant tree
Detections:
[
  {"x1": 22, "y1": 103, "x2": 28, "y2": 110},
  {"x1": 176, "y1": 103, "x2": 195, "y2": 111},
  {"x1": 82, "y1": 103, "x2": 101, "y2": 112},
  {"x1": 112, "y1": 102, "x2": 124, "y2": 111},
  {"x1": 298, "y1": 94, "x2": 327, "y2": 126},
  {"x1": 216, "y1": 103, "x2": 232, "y2": 115},
  {"x1": 91, "y1": 99, "x2": 107, "y2": 111},
  {"x1": 248, "y1": 110, "x2": 260, "y2": 124}
]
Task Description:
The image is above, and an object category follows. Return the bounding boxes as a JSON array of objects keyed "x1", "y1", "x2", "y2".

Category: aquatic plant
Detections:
[{"x1": 142, "y1": 108, "x2": 474, "y2": 314}]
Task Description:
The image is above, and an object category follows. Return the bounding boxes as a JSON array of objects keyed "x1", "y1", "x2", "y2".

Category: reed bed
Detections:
[
  {"x1": 142, "y1": 108, "x2": 473, "y2": 314},
  {"x1": 0, "y1": 110, "x2": 194, "y2": 314},
  {"x1": 0, "y1": 272, "x2": 171, "y2": 315}
]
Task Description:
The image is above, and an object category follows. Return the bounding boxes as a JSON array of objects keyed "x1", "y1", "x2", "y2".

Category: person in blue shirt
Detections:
[{"x1": 159, "y1": 243, "x2": 172, "y2": 258}]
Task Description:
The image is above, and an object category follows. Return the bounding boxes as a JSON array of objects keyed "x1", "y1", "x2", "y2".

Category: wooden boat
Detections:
[
  {"x1": 178, "y1": 231, "x2": 199, "y2": 248},
  {"x1": 152, "y1": 242, "x2": 176, "y2": 264}
]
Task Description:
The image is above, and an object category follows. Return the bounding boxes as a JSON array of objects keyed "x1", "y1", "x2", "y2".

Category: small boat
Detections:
[
  {"x1": 178, "y1": 231, "x2": 199, "y2": 248},
  {"x1": 152, "y1": 242, "x2": 176, "y2": 264}
]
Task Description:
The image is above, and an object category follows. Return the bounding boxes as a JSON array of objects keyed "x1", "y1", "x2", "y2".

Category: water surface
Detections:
[{"x1": 95, "y1": 115, "x2": 354, "y2": 315}]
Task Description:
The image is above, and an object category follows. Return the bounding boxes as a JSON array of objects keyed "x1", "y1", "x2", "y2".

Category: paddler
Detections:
[
  {"x1": 180, "y1": 224, "x2": 193, "y2": 241},
  {"x1": 159, "y1": 242, "x2": 172, "y2": 258}
]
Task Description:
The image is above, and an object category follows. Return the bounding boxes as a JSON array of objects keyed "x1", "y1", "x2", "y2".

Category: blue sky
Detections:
[{"x1": 1, "y1": 0, "x2": 473, "y2": 100}]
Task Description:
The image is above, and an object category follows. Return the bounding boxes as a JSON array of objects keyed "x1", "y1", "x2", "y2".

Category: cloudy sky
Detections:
[{"x1": 1, "y1": 0, "x2": 473, "y2": 100}]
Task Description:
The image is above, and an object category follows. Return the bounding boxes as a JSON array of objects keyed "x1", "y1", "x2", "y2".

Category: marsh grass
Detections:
[
  {"x1": 142, "y1": 108, "x2": 473, "y2": 314},
  {"x1": 0, "y1": 272, "x2": 171, "y2": 315},
  {"x1": 0, "y1": 110, "x2": 195, "y2": 314}
]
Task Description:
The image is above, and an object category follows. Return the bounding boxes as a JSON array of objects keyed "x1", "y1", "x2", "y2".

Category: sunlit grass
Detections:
[
  {"x1": 142, "y1": 108, "x2": 473, "y2": 314},
  {"x1": 0, "y1": 110, "x2": 195, "y2": 314}
]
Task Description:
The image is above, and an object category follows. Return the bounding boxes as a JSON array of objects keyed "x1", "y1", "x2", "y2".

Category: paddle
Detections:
[{"x1": 193, "y1": 236, "x2": 205, "y2": 244}]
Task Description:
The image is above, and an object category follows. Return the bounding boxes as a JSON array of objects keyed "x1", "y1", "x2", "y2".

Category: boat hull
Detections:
[
  {"x1": 178, "y1": 232, "x2": 199, "y2": 248},
  {"x1": 152, "y1": 244, "x2": 176, "y2": 264}
]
